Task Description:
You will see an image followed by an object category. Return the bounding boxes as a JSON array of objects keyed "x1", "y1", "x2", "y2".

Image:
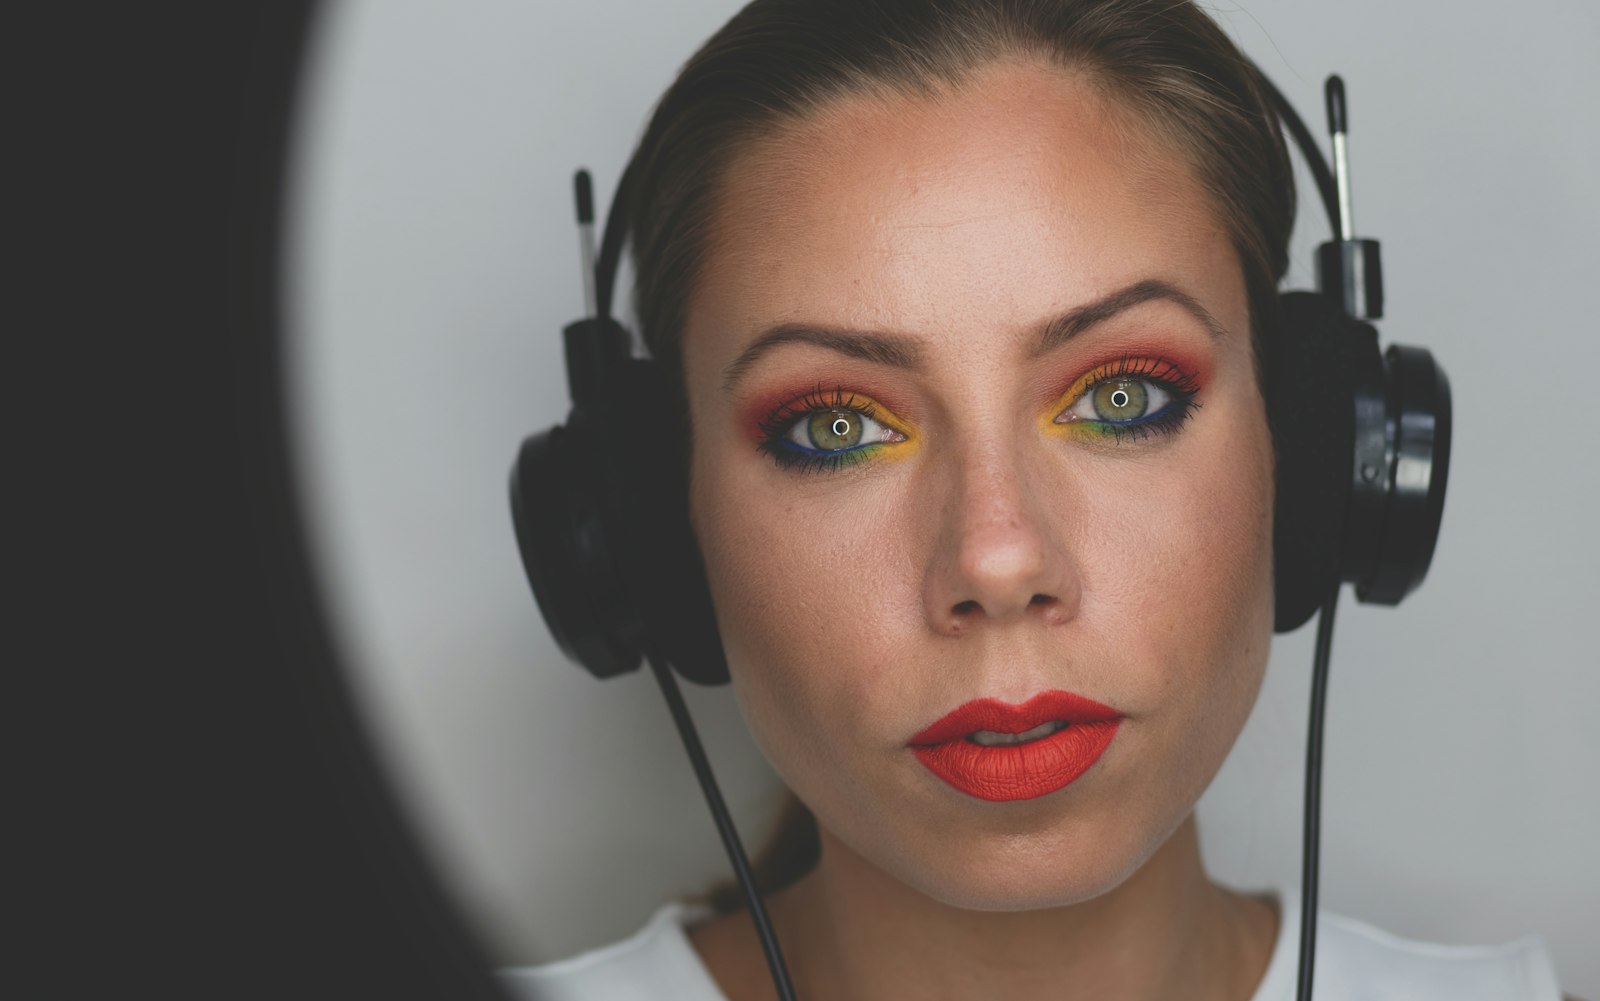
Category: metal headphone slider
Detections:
[{"x1": 1315, "y1": 75, "x2": 1384, "y2": 321}]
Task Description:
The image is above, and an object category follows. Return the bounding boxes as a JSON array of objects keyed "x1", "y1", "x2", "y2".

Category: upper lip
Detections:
[{"x1": 909, "y1": 690, "x2": 1123, "y2": 746}]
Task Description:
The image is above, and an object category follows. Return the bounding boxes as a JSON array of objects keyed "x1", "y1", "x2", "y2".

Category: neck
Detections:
[{"x1": 759, "y1": 813, "x2": 1274, "y2": 1001}]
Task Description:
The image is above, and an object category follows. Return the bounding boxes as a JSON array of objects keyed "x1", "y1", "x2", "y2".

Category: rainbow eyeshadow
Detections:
[
  {"x1": 751, "y1": 355, "x2": 1201, "y2": 476},
  {"x1": 1045, "y1": 354, "x2": 1202, "y2": 444},
  {"x1": 754, "y1": 384, "x2": 914, "y2": 475}
]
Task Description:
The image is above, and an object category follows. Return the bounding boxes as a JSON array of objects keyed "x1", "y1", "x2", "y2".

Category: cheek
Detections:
[
  {"x1": 690, "y1": 457, "x2": 917, "y2": 762},
  {"x1": 1141, "y1": 451, "x2": 1271, "y2": 637},
  {"x1": 1100, "y1": 400, "x2": 1275, "y2": 746}
]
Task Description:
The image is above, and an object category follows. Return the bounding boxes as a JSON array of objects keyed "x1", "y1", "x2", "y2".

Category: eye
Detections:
[
  {"x1": 1050, "y1": 355, "x2": 1202, "y2": 445},
  {"x1": 1059, "y1": 376, "x2": 1173, "y2": 424},
  {"x1": 785, "y1": 408, "x2": 895, "y2": 452},
  {"x1": 755, "y1": 384, "x2": 910, "y2": 474}
]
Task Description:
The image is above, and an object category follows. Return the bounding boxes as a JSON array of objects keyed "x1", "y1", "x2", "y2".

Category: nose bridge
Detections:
[
  {"x1": 957, "y1": 438, "x2": 1037, "y2": 557},
  {"x1": 924, "y1": 422, "x2": 1078, "y2": 632}
]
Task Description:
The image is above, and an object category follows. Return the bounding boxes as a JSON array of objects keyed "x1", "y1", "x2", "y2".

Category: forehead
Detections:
[{"x1": 685, "y1": 57, "x2": 1238, "y2": 371}]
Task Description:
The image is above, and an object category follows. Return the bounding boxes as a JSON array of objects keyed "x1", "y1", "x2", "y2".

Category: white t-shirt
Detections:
[{"x1": 500, "y1": 883, "x2": 1564, "y2": 1000}]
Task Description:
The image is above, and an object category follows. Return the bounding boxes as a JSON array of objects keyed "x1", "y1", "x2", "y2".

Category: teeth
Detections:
[{"x1": 967, "y1": 720, "x2": 1069, "y2": 747}]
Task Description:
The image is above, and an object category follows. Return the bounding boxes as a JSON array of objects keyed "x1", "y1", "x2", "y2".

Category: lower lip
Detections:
[{"x1": 912, "y1": 721, "x2": 1121, "y2": 802}]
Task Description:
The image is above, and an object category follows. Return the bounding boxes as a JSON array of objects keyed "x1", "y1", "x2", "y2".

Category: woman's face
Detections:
[{"x1": 680, "y1": 58, "x2": 1276, "y2": 910}]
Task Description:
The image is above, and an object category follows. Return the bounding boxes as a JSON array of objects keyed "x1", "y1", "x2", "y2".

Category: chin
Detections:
[
  {"x1": 857, "y1": 802, "x2": 1171, "y2": 913},
  {"x1": 903, "y1": 848, "x2": 1149, "y2": 913}
]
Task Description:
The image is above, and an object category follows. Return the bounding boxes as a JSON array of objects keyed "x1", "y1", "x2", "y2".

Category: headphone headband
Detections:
[
  {"x1": 513, "y1": 60, "x2": 1450, "y2": 662},
  {"x1": 509, "y1": 46, "x2": 1453, "y2": 1001}
]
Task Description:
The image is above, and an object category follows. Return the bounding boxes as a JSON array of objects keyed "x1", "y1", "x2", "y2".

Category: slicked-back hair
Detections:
[{"x1": 626, "y1": 0, "x2": 1294, "y2": 418}]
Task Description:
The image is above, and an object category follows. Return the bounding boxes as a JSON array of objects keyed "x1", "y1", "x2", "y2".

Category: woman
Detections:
[{"x1": 503, "y1": 0, "x2": 1572, "y2": 997}]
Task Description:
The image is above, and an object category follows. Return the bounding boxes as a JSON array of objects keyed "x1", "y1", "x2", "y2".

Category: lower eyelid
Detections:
[{"x1": 1053, "y1": 398, "x2": 1200, "y2": 445}]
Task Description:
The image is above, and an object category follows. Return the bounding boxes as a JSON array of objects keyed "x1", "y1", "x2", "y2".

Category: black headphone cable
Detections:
[
  {"x1": 1296, "y1": 585, "x2": 1341, "y2": 1001},
  {"x1": 647, "y1": 652, "x2": 801, "y2": 1001}
]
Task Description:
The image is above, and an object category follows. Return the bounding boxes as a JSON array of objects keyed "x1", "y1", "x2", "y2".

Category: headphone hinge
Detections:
[{"x1": 562, "y1": 317, "x2": 632, "y2": 408}]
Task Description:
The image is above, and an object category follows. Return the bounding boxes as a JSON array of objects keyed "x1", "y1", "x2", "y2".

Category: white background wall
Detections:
[{"x1": 285, "y1": 0, "x2": 1600, "y2": 993}]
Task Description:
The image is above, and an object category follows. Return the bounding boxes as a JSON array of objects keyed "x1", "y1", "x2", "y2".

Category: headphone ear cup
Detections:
[
  {"x1": 510, "y1": 423, "x2": 642, "y2": 678},
  {"x1": 508, "y1": 352, "x2": 730, "y2": 686},
  {"x1": 618, "y1": 360, "x2": 730, "y2": 685},
  {"x1": 632, "y1": 494, "x2": 729, "y2": 686},
  {"x1": 1338, "y1": 340, "x2": 1451, "y2": 607},
  {"x1": 1269, "y1": 291, "x2": 1361, "y2": 632}
]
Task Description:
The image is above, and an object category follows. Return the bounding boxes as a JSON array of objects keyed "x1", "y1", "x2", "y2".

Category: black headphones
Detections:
[
  {"x1": 509, "y1": 62, "x2": 1452, "y2": 1001},
  {"x1": 508, "y1": 182, "x2": 730, "y2": 681},
  {"x1": 511, "y1": 74, "x2": 1451, "y2": 687}
]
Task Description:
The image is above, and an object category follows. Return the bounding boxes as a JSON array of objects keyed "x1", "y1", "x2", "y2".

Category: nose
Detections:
[{"x1": 922, "y1": 445, "x2": 1081, "y2": 636}]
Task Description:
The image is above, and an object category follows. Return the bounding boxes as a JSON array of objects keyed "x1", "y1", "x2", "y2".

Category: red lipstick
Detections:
[{"x1": 909, "y1": 690, "x2": 1123, "y2": 802}]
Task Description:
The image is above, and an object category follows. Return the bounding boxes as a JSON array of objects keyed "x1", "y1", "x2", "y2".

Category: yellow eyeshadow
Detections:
[{"x1": 1037, "y1": 356, "x2": 1201, "y2": 443}]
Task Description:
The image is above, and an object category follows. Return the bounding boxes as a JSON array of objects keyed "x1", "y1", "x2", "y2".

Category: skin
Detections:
[{"x1": 679, "y1": 55, "x2": 1280, "y2": 1001}]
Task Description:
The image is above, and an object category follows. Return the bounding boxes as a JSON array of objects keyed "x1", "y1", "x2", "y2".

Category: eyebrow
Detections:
[{"x1": 719, "y1": 278, "x2": 1228, "y2": 393}]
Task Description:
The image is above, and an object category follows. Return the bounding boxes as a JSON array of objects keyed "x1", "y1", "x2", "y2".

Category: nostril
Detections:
[
  {"x1": 1029, "y1": 594, "x2": 1052, "y2": 605},
  {"x1": 952, "y1": 599, "x2": 980, "y2": 616}
]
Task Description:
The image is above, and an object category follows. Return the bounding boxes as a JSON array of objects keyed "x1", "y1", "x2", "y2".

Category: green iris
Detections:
[
  {"x1": 1092, "y1": 379, "x2": 1148, "y2": 421},
  {"x1": 807, "y1": 409, "x2": 863, "y2": 450}
]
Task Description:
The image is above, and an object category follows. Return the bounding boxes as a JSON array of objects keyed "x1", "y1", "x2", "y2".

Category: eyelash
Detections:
[
  {"x1": 755, "y1": 384, "x2": 892, "y2": 475},
  {"x1": 1055, "y1": 354, "x2": 1202, "y2": 445},
  {"x1": 753, "y1": 357, "x2": 1202, "y2": 474}
]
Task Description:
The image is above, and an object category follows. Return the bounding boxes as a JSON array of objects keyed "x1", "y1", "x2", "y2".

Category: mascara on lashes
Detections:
[
  {"x1": 754, "y1": 358, "x2": 1202, "y2": 472},
  {"x1": 1047, "y1": 354, "x2": 1203, "y2": 444},
  {"x1": 754, "y1": 385, "x2": 910, "y2": 474}
]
